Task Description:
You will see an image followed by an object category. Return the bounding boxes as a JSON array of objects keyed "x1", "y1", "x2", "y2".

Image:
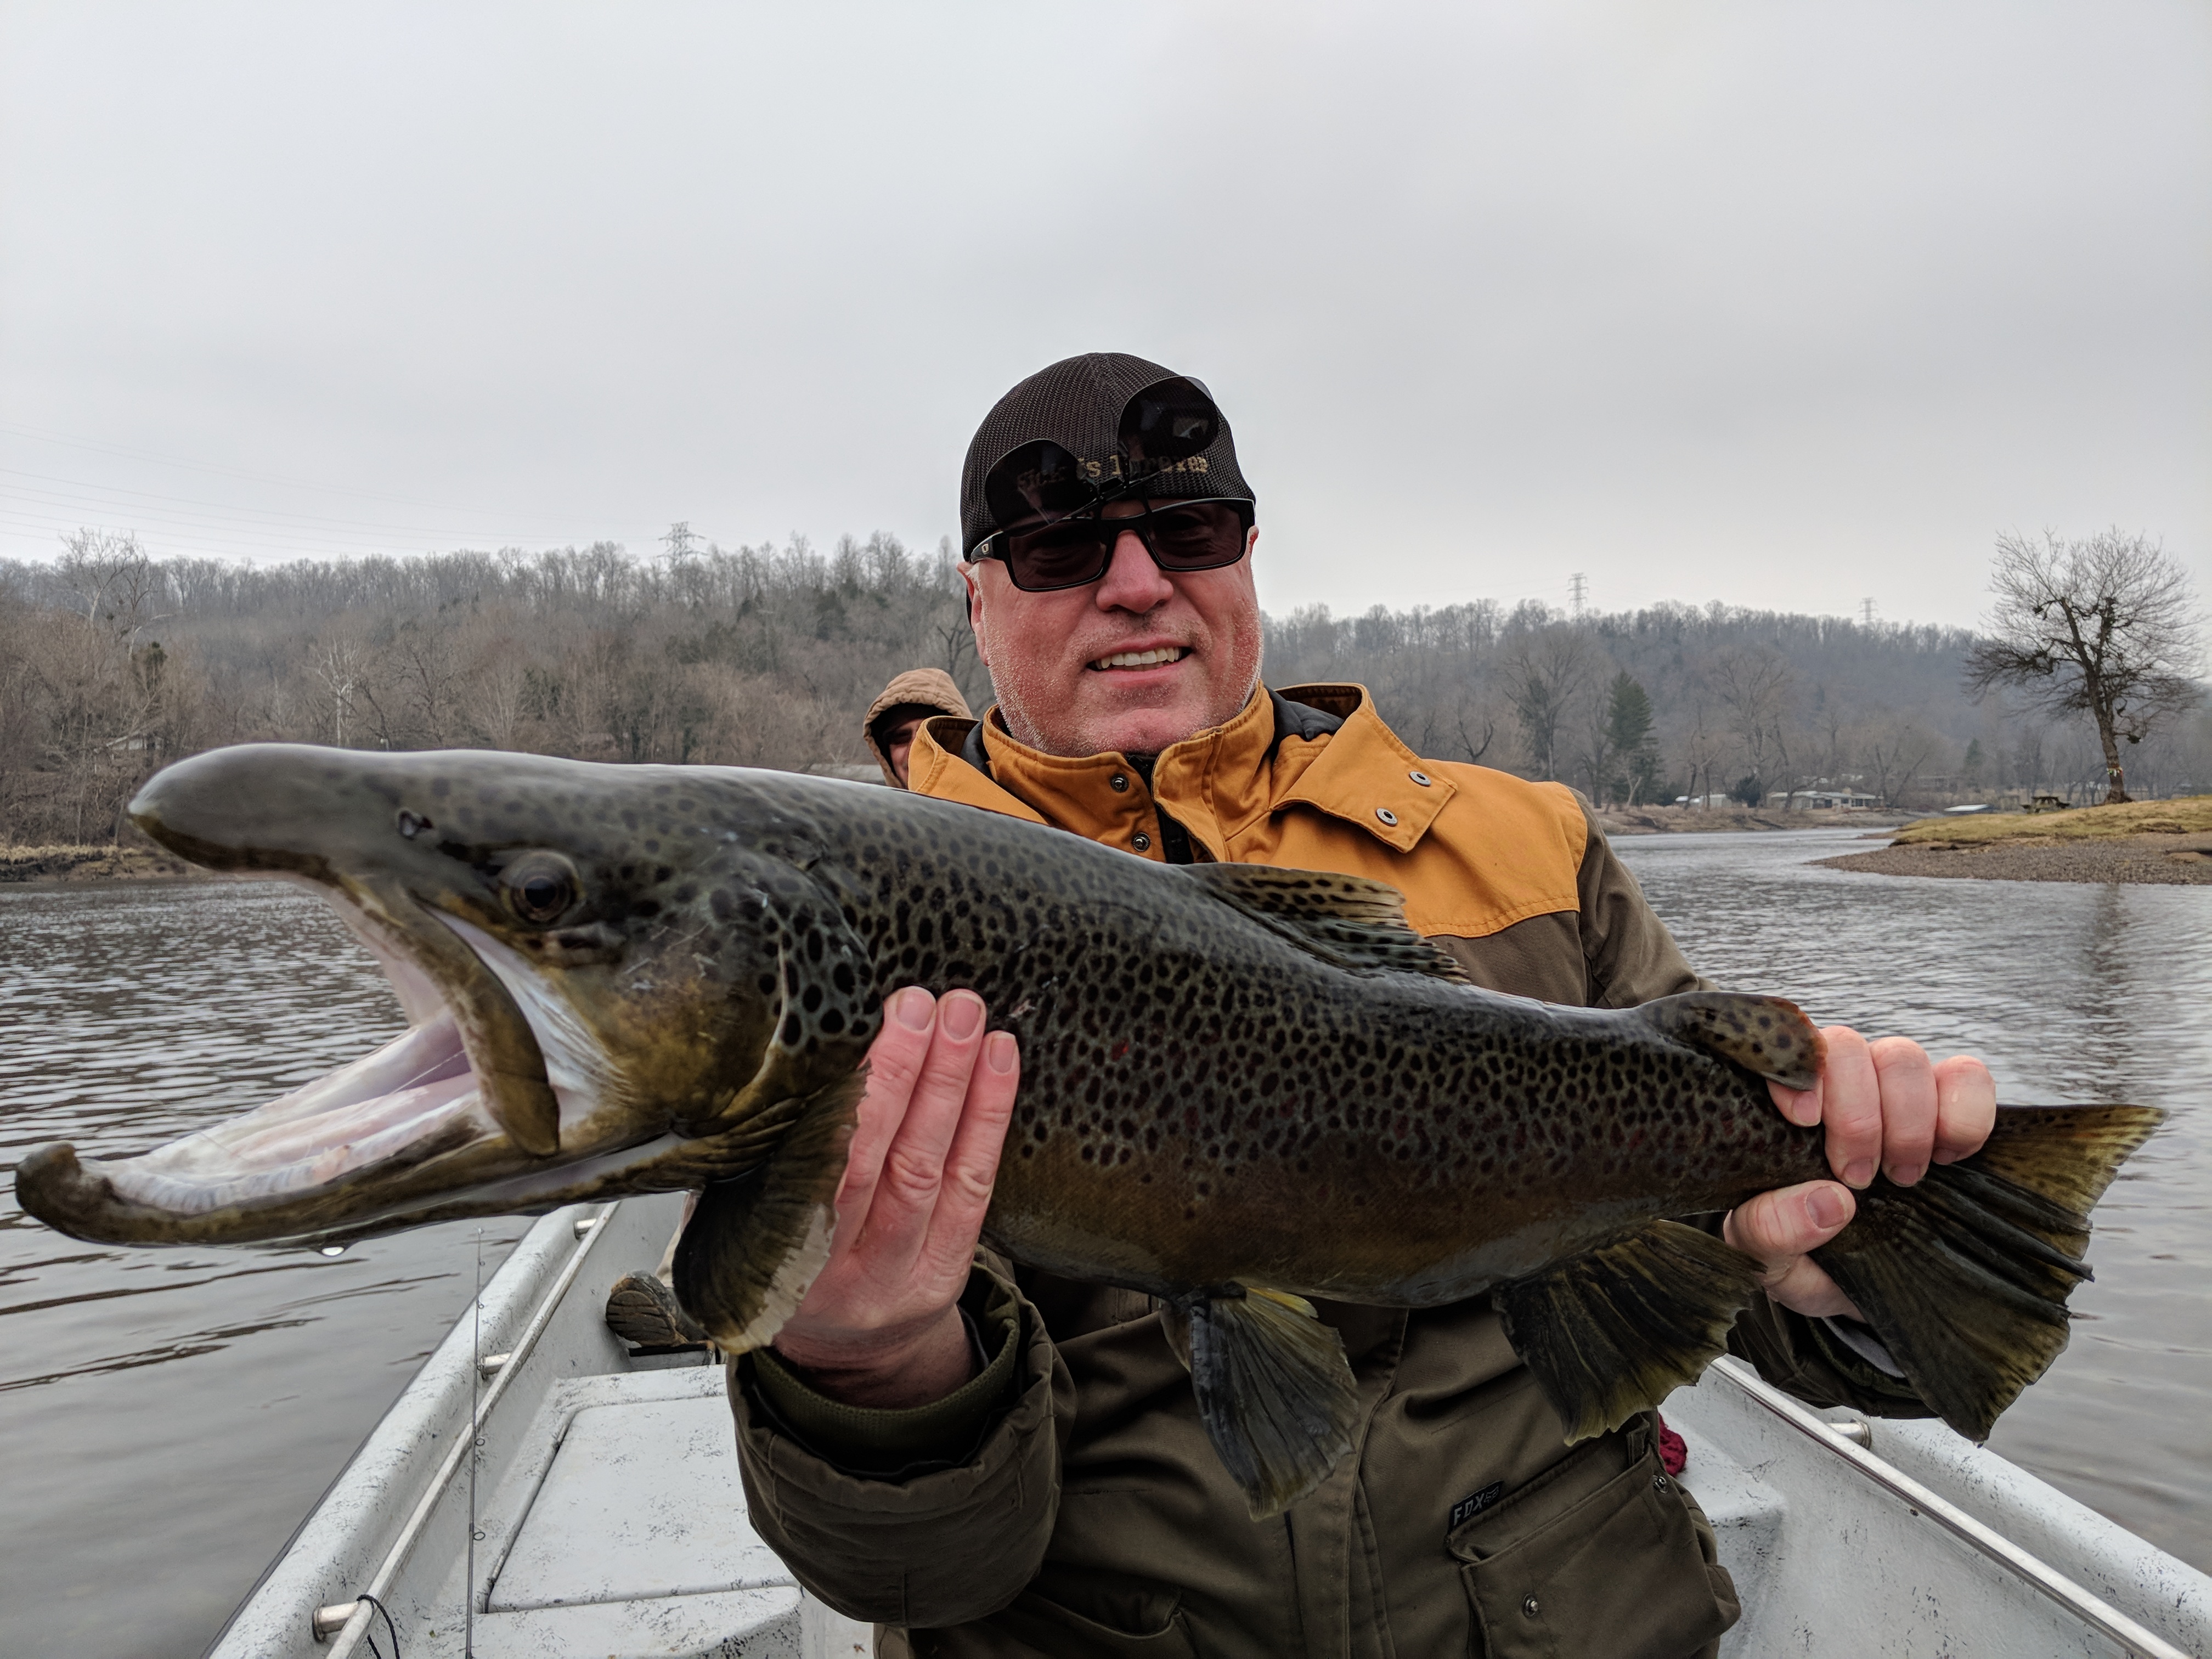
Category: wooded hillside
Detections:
[{"x1": 3, "y1": 528, "x2": 2205, "y2": 847}]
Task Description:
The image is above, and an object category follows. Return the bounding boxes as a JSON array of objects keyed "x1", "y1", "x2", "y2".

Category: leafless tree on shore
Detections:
[{"x1": 1964, "y1": 530, "x2": 2203, "y2": 804}]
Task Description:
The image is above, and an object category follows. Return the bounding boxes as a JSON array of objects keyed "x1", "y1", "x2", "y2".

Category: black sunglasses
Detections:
[{"x1": 972, "y1": 376, "x2": 1256, "y2": 592}]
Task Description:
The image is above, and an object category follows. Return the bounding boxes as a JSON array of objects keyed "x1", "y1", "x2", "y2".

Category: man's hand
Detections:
[
  {"x1": 1724, "y1": 1028, "x2": 1995, "y2": 1319},
  {"x1": 771, "y1": 987, "x2": 1020, "y2": 1408}
]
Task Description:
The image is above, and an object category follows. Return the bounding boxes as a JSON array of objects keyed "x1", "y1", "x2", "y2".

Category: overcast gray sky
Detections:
[{"x1": 3, "y1": 1, "x2": 2205, "y2": 630}]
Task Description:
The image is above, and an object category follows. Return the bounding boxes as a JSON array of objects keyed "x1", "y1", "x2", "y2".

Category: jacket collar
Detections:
[{"x1": 906, "y1": 682, "x2": 1457, "y2": 856}]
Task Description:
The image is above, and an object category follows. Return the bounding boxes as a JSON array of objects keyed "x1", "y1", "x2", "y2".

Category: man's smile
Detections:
[{"x1": 1088, "y1": 646, "x2": 1192, "y2": 672}]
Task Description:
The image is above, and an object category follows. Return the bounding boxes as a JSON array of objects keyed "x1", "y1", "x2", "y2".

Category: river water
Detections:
[{"x1": 0, "y1": 832, "x2": 2205, "y2": 1656}]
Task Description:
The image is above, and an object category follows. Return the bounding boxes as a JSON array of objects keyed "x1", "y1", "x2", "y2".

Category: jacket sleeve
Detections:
[
  {"x1": 726, "y1": 1256, "x2": 1071, "y2": 1628},
  {"x1": 1570, "y1": 795, "x2": 1709, "y2": 1006}
]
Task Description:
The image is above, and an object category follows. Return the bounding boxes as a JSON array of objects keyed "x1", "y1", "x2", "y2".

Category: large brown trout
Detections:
[{"x1": 16, "y1": 745, "x2": 2160, "y2": 1515}]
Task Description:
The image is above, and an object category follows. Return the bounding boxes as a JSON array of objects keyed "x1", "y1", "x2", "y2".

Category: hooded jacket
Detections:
[
  {"x1": 865, "y1": 669, "x2": 974, "y2": 788},
  {"x1": 730, "y1": 684, "x2": 1932, "y2": 1659}
]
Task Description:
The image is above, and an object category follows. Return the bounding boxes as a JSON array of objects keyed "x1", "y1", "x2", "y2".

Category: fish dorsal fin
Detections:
[
  {"x1": 1183, "y1": 865, "x2": 1470, "y2": 984},
  {"x1": 1638, "y1": 990, "x2": 1825, "y2": 1091}
]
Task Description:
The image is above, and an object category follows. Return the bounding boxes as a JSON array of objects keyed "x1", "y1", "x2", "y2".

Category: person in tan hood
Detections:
[
  {"x1": 865, "y1": 668, "x2": 973, "y2": 788},
  {"x1": 725, "y1": 356, "x2": 2000, "y2": 1659}
]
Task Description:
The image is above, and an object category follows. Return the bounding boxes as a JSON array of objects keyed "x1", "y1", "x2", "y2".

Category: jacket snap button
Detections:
[
  {"x1": 1132, "y1": 832, "x2": 1152, "y2": 850},
  {"x1": 1653, "y1": 1474, "x2": 1669, "y2": 1491},
  {"x1": 1110, "y1": 774, "x2": 1130, "y2": 792},
  {"x1": 1409, "y1": 770, "x2": 1432, "y2": 787},
  {"x1": 1521, "y1": 1595, "x2": 1541, "y2": 1618},
  {"x1": 1374, "y1": 807, "x2": 1399, "y2": 827}
]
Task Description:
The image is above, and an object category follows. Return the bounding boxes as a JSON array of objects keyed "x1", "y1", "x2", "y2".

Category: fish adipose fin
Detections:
[
  {"x1": 1638, "y1": 991, "x2": 1825, "y2": 1091},
  {"x1": 1494, "y1": 1220, "x2": 1766, "y2": 1444},
  {"x1": 1182, "y1": 866, "x2": 1470, "y2": 984},
  {"x1": 671, "y1": 1075, "x2": 862, "y2": 1352},
  {"x1": 1181, "y1": 1285, "x2": 1364, "y2": 1520},
  {"x1": 1810, "y1": 1102, "x2": 2163, "y2": 1441}
]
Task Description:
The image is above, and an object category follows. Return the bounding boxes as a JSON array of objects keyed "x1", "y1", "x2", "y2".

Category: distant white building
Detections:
[{"x1": 1766, "y1": 787, "x2": 1879, "y2": 810}]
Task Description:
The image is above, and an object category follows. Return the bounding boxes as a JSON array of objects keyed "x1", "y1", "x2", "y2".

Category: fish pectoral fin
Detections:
[
  {"x1": 670, "y1": 1074, "x2": 862, "y2": 1352},
  {"x1": 1182, "y1": 865, "x2": 1470, "y2": 983},
  {"x1": 1182, "y1": 1286, "x2": 1363, "y2": 1520},
  {"x1": 1494, "y1": 1220, "x2": 1765, "y2": 1445},
  {"x1": 1637, "y1": 991, "x2": 1825, "y2": 1091}
]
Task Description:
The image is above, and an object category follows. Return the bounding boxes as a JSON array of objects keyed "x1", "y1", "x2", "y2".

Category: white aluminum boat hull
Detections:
[{"x1": 208, "y1": 1198, "x2": 2211, "y2": 1659}]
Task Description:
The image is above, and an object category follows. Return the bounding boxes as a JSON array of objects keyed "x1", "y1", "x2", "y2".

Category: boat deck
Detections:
[{"x1": 210, "y1": 1198, "x2": 2209, "y2": 1659}]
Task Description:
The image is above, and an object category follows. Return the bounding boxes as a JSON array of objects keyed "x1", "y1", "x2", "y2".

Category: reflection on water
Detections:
[
  {"x1": 0, "y1": 879, "x2": 528, "y2": 1659},
  {"x1": 1, "y1": 842, "x2": 2205, "y2": 1655},
  {"x1": 1615, "y1": 827, "x2": 2211, "y2": 1571}
]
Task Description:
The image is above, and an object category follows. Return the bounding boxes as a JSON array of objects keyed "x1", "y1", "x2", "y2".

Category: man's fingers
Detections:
[
  {"x1": 1931, "y1": 1054, "x2": 1997, "y2": 1165},
  {"x1": 1768, "y1": 1073, "x2": 1823, "y2": 1128},
  {"x1": 922, "y1": 1030, "x2": 1020, "y2": 1273},
  {"x1": 861, "y1": 990, "x2": 992, "y2": 1248},
  {"x1": 833, "y1": 986, "x2": 939, "y2": 1216},
  {"x1": 1815, "y1": 1026, "x2": 1884, "y2": 1188},
  {"x1": 1723, "y1": 1181, "x2": 1864, "y2": 1320},
  {"x1": 1869, "y1": 1037, "x2": 1938, "y2": 1187},
  {"x1": 1726, "y1": 1180, "x2": 1855, "y2": 1263}
]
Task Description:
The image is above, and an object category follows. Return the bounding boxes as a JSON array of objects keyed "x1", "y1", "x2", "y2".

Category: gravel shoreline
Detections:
[{"x1": 1819, "y1": 834, "x2": 2212, "y2": 885}]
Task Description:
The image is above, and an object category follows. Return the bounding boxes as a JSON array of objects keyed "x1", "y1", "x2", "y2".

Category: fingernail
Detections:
[
  {"x1": 1887, "y1": 1162, "x2": 1924, "y2": 1187},
  {"x1": 1807, "y1": 1186, "x2": 1850, "y2": 1229},
  {"x1": 894, "y1": 986, "x2": 934, "y2": 1030},
  {"x1": 985, "y1": 1031, "x2": 1017, "y2": 1074},
  {"x1": 941, "y1": 992, "x2": 983, "y2": 1040},
  {"x1": 1786, "y1": 1094, "x2": 1822, "y2": 1127},
  {"x1": 1841, "y1": 1159, "x2": 1876, "y2": 1189}
]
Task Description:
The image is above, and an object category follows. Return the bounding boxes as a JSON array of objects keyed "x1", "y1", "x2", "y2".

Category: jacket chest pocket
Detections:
[{"x1": 1449, "y1": 1433, "x2": 1737, "y2": 1659}]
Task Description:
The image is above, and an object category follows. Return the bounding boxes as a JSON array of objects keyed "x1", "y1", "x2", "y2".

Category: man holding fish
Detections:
[{"x1": 736, "y1": 355, "x2": 2000, "y2": 1657}]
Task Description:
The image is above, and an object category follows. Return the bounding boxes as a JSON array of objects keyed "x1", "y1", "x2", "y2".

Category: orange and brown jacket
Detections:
[{"x1": 730, "y1": 684, "x2": 1931, "y2": 1659}]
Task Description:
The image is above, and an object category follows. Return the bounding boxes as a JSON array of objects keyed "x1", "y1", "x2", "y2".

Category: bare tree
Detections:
[
  {"x1": 1502, "y1": 626, "x2": 1595, "y2": 780},
  {"x1": 1863, "y1": 715, "x2": 1938, "y2": 808},
  {"x1": 1963, "y1": 530, "x2": 2203, "y2": 804},
  {"x1": 1705, "y1": 645, "x2": 1796, "y2": 802}
]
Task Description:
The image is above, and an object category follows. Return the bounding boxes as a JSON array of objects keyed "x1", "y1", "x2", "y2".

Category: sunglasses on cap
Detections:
[{"x1": 972, "y1": 376, "x2": 1256, "y2": 593}]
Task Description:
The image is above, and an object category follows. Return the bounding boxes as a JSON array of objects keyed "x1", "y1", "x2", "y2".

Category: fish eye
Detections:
[{"x1": 499, "y1": 853, "x2": 579, "y2": 924}]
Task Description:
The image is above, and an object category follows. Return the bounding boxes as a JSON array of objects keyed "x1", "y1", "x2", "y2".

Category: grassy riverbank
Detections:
[
  {"x1": 1593, "y1": 805, "x2": 1914, "y2": 836},
  {"x1": 0, "y1": 844, "x2": 201, "y2": 884},
  {"x1": 1820, "y1": 795, "x2": 2212, "y2": 885}
]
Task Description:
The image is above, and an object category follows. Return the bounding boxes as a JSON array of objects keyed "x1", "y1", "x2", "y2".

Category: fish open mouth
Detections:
[{"x1": 15, "y1": 884, "x2": 612, "y2": 1249}]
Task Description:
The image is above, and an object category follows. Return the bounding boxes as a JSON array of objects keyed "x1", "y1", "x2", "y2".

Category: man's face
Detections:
[
  {"x1": 965, "y1": 503, "x2": 1263, "y2": 759},
  {"x1": 883, "y1": 714, "x2": 927, "y2": 788}
]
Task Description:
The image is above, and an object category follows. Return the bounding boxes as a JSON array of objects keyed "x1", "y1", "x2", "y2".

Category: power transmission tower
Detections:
[
  {"x1": 1568, "y1": 573, "x2": 1588, "y2": 617},
  {"x1": 1860, "y1": 597, "x2": 1877, "y2": 627}
]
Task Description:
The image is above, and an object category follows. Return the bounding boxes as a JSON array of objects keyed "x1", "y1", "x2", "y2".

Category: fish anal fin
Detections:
[
  {"x1": 1494, "y1": 1220, "x2": 1765, "y2": 1444},
  {"x1": 1183, "y1": 865, "x2": 1469, "y2": 983},
  {"x1": 1639, "y1": 991, "x2": 1825, "y2": 1091},
  {"x1": 1811, "y1": 1101, "x2": 2163, "y2": 1441},
  {"x1": 1184, "y1": 1286, "x2": 1363, "y2": 1519},
  {"x1": 672, "y1": 1074, "x2": 862, "y2": 1352}
]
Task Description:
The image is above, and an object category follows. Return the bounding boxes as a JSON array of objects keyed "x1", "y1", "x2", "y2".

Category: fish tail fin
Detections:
[
  {"x1": 1182, "y1": 1286, "x2": 1363, "y2": 1520},
  {"x1": 1496, "y1": 1221, "x2": 1767, "y2": 1444},
  {"x1": 1812, "y1": 1102, "x2": 2163, "y2": 1440}
]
